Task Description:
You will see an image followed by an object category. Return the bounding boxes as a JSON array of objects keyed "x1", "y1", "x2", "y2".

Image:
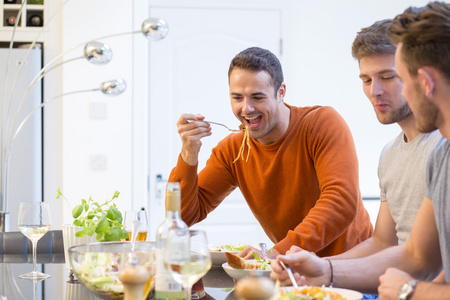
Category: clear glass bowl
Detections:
[{"x1": 68, "y1": 241, "x2": 155, "y2": 300}]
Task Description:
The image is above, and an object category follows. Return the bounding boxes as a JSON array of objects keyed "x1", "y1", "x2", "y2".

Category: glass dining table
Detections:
[{"x1": 0, "y1": 253, "x2": 238, "y2": 300}]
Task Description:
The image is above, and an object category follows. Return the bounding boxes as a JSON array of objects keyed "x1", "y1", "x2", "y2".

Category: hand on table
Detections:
[
  {"x1": 238, "y1": 246, "x2": 280, "y2": 260},
  {"x1": 378, "y1": 268, "x2": 414, "y2": 300},
  {"x1": 270, "y1": 246, "x2": 328, "y2": 287}
]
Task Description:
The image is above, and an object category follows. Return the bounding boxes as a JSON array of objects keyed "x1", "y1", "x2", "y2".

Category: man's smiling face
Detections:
[{"x1": 229, "y1": 68, "x2": 286, "y2": 145}]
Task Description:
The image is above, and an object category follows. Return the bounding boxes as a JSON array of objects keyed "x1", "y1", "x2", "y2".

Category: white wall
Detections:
[
  {"x1": 42, "y1": 0, "x2": 64, "y2": 238},
  {"x1": 57, "y1": 0, "x2": 135, "y2": 224},
  {"x1": 281, "y1": 0, "x2": 431, "y2": 197}
]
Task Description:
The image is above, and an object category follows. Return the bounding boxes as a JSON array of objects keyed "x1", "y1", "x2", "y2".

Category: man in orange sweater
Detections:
[{"x1": 169, "y1": 47, "x2": 373, "y2": 258}]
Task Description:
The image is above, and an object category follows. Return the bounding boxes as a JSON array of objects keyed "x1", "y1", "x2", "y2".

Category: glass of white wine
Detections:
[
  {"x1": 164, "y1": 229, "x2": 212, "y2": 300},
  {"x1": 17, "y1": 201, "x2": 52, "y2": 280},
  {"x1": 124, "y1": 209, "x2": 148, "y2": 241}
]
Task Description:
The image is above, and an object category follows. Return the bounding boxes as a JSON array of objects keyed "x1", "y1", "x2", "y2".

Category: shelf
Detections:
[
  {"x1": 3, "y1": 4, "x2": 23, "y2": 9},
  {"x1": 3, "y1": 1, "x2": 44, "y2": 5},
  {"x1": 1, "y1": 1, "x2": 44, "y2": 33},
  {"x1": 3, "y1": 4, "x2": 44, "y2": 10}
]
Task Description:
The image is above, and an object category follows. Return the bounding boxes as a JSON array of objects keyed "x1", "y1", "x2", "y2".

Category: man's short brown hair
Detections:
[
  {"x1": 388, "y1": 1, "x2": 450, "y2": 80},
  {"x1": 352, "y1": 19, "x2": 396, "y2": 61},
  {"x1": 228, "y1": 47, "x2": 284, "y2": 94}
]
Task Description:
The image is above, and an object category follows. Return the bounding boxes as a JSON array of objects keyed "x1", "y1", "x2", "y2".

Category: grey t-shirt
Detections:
[
  {"x1": 378, "y1": 130, "x2": 441, "y2": 245},
  {"x1": 426, "y1": 137, "x2": 450, "y2": 283}
]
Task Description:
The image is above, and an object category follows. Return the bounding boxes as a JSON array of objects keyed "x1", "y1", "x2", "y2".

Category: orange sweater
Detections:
[{"x1": 169, "y1": 105, "x2": 373, "y2": 256}]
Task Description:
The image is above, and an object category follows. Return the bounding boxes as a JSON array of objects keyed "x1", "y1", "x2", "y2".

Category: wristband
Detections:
[{"x1": 326, "y1": 259, "x2": 333, "y2": 287}]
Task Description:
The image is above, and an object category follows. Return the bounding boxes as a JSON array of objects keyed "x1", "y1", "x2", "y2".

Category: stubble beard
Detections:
[
  {"x1": 412, "y1": 84, "x2": 439, "y2": 133},
  {"x1": 416, "y1": 96, "x2": 439, "y2": 133},
  {"x1": 376, "y1": 101, "x2": 413, "y2": 125}
]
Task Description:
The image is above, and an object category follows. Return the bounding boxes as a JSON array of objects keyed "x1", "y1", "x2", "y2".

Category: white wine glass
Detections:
[
  {"x1": 17, "y1": 201, "x2": 52, "y2": 280},
  {"x1": 164, "y1": 229, "x2": 212, "y2": 300},
  {"x1": 124, "y1": 209, "x2": 148, "y2": 241}
]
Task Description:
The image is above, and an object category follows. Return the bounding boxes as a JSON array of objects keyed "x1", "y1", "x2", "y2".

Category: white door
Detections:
[{"x1": 140, "y1": 4, "x2": 282, "y2": 246}]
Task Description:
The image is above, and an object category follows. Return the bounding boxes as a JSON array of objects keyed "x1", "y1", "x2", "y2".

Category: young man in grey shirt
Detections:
[
  {"x1": 331, "y1": 20, "x2": 441, "y2": 260},
  {"x1": 271, "y1": 2, "x2": 450, "y2": 299},
  {"x1": 326, "y1": 18, "x2": 442, "y2": 300}
]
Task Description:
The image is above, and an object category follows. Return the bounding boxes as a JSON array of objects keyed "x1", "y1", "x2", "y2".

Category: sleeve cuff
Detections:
[{"x1": 273, "y1": 236, "x2": 293, "y2": 255}]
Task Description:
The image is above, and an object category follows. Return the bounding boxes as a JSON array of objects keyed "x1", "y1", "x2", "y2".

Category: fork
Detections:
[
  {"x1": 279, "y1": 260, "x2": 299, "y2": 288},
  {"x1": 201, "y1": 120, "x2": 245, "y2": 132},
  {"x1": 259, "y1": 243, "x2": 267, "y2": 260}
]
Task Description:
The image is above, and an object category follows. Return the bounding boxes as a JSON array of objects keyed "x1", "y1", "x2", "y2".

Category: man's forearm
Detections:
[
  {"x1": 332, "y1": 246, "x2": 423, "y2": 294},
  {"x1": 411, "y1": 281, "x2": 450, "y2": 300},
  {"x1": 330, "y1": 237, "x2": 388, "y2": 260}
]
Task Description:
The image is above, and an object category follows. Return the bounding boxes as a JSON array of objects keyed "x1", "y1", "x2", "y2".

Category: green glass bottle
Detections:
[{"x1": 27, "y1": 0, "x2": 43, "y2": 5}]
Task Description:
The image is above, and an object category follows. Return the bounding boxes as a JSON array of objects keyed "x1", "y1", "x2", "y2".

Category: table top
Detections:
[{"x1": 0, "y1": 255, "x2": 238, "y2": 300}]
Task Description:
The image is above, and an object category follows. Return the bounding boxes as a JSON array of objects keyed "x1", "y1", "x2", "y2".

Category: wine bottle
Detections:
[
  {"x1": 26, "y1": 14, "x2": 43, "y2": 27},
  {"x1": 5, "y1": 16, "x2": 17, "y2": 26},
  {"x1": 155, "y1": 182, "x2": 187, "y2": 300}
]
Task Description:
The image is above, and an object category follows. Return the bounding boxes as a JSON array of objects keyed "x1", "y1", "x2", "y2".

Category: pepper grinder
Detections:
[
  {"x1": 119, "y1": 266, "x2": 151, "y2": 300},
  {"x1": 235, "y1": 276, "x2": 275, "y2": 300}
]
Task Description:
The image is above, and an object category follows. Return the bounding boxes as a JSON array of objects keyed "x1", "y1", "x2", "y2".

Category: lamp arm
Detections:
[
  {"x1": 89, "y1": 30, "x2": 142, "y2": 42},
  {"x1": 2, "y1": 0, "x2": 70, "y2": 149},
  {"x1": 40, "y1": 57, "x2": 84, "y2": 78},
  {"x1": 1, "y1": 1, "x2": 26, "y2": 170},
  {"x1": 5, "y1": 29, "x2": 138, "y2": 121},
  {"x1": 5, "y1": 54, "x2": 84, "y2": 122},
  {"x1": 3, "y1": 0, "x2": 70, "y2": 121},
  {"x1": 3, "y1": 55, "x2": 85, "y2": 158},
  {"x1": 1, "y1": 88, "x2": 100, "y2": 214},
  {"x1": 4, "y1": 30, "x2": 139, "y2": 148}
]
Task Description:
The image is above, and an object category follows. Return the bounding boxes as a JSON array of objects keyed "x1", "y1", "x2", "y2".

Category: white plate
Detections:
[
  {"x1": 209, "y1": 244, "x2": 249, "y2": 266},
  {"x1": 222, "y1": 260, "x2": 272, "y2": 281},
  {"x1": 279, "y1": 286, "x2": 363, "y2": 300}
]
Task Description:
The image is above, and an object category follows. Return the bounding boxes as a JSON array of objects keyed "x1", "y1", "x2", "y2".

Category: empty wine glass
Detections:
[
  {"x1": 17, "y1": 201, "x2": 52, "y2": 280},
  {"x1": 164, "y1": 229, "x2": 211, "y2": 300}
]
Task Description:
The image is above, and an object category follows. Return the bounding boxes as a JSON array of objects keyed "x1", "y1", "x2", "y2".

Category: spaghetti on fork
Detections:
[{"x1": 233, "y1": 126, "x2": 251, "y2": 163}]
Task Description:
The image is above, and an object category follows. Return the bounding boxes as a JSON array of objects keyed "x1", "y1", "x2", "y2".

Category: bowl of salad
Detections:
[
  {"x1": 68, "y1": 241, "x2": 155, "y2": 299},
  {"x1": 222, "y1": 259, "x2": 272, "y2": 281}
]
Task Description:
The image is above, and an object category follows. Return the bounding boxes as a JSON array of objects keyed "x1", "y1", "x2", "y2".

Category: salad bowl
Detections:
[
  {"x1": 222, "y1": 259, "x2": 272, "y2": 281},
  {"x1": 68, "y1": 241, "x2": 155, "y2": 300}
]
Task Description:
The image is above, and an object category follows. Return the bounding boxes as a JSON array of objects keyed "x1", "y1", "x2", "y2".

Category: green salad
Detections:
[
  {"x1": 217, "y1": 244, "x2": 249, "y2": 252},
  {"x1": 73, "y1": 252, "x2": 124, "y2": 298}
]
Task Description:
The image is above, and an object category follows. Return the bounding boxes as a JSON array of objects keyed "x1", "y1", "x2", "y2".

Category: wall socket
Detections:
[
  {"x1": 90, "y1": 102, "x2": 107, "y2": 119},
  {"x1": 90, "y1": 154, "x2": 108, "y2": 170}
]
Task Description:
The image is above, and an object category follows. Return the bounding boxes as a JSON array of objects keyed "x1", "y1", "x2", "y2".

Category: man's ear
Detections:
[
  {"x1": 417, "y1": 67, "x2": 435, "y2": 98},
  {"x1": 278, "y1": 82, "x2": 287, "y2": 102}
]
